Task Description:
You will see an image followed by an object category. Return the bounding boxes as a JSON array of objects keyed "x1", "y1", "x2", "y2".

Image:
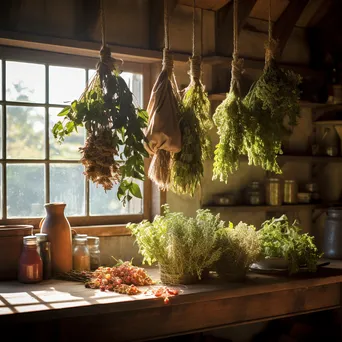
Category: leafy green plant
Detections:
[
  {"x1": 257, "y1": 214, "x2": 322, "y2": 274},
  {"x1": 52, "y1": 47, "x2": 148, "y2": 205},
  {"x1": 127, "y1": 205, "x2": 225, "y2": 284},
  {"x1": 215, "y1": 221, "x2": 261, "y2": 280}
]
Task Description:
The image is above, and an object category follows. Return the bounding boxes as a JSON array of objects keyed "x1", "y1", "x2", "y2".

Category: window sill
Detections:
[{"x1": 33, "y1": 225, "x2": 132, "y2": 237}]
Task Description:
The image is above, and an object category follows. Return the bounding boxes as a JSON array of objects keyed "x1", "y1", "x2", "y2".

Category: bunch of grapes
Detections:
[{"x1": 84, "y1": 262, "x2": 154, "y2": 295}]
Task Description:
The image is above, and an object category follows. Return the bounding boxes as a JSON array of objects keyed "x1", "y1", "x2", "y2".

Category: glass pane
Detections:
[
  {"x1": 49, "y1": 107, "x2": 85, "y2": 160},
  {"x1": 6, "y1": 61, "x2": 45, "y2": 103},
  {"x1": 0, "y1": 165, "x2": 2, "y2": 219},
  {"x1": 49, "y1": 66, "x2": 85, "y2": 105},
  {"x1": 7, "y1": 106, "x2": 45, "y2": 159},
  {"x1": 7, "y1": 164, "x2": 45, "y2": 218},
  {"x1": 50, "y1": 164, "x2": 85, "y2": 216},
  {"x1": 0, "y1": 106, "x2": 2, "y2": 158},
  {"x1": 90, "y1": 180, "x2": 143, "y2": 216},
  {"x1": 121, "y1": 72, "x2": 143, "y2": 107}
]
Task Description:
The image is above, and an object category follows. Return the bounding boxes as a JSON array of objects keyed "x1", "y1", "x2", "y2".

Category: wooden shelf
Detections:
[{"x1": 203, "y1": 202, "x2": 342, "y2": 213}]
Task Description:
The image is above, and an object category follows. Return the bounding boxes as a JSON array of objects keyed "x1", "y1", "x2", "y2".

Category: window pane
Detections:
[
  {"x1": 90, "y1": 181, "x2": 143, "y2": 216},
  {"x1": 6, "y1": 61, "x2": 45, "y2": 103},
  {"x1": 49, "y1": 66, "x2": 85, "y2": 105},
  {"x1": 50, "y1": 164, "x2": 85, "y2": 216},
  {"x1": 0, "y1": 106, "x2": 2, "y2": 159},
  {"x1": 7, "y1": 164, "x2": 45, "y2": 218},
  {"x1": 121, "y1": 72, "x2": 143, "y2": 107},
  {"x1": 49, "y1": 107, "x2": 85, "y2": 160},
  {"x1": 7, "y1": 106, "x2": 45, "y2": 159},
  {"x1": 0, "y1": 165, "x2": 2, "y2": 219}
]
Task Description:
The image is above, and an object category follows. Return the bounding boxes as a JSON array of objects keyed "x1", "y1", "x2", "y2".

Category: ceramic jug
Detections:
[{"x1": 40, "y1": 203, "x2": 72, "y2": 274}]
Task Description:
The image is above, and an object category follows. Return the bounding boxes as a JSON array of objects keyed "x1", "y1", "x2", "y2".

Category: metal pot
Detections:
[{"x1": 324, "y1": 207, "x2": 342, "y2": 259}]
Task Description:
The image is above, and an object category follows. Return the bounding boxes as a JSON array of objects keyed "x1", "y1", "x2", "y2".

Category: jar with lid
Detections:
[
  {"x1": 73, "y1": 237, "x2": 90, "y2": 271},
  {"x1": 283, "y1": 180, "x2": 298, "y2": 204},
  {"x1": 245, "y1": 181, "x2": 264, "y2": 205},
  {"x1": 265, "y1": 178, "x2": 283, "y2": 206},
  {"x1": 18, "y1": 235, "x2": 43, "y2": 283},
  {"x1": 35, "y1": 233, "x2": 52, "y2": 280},
  {"x1": 87, "y1": 236, "x2": 101, "y2": 270}
]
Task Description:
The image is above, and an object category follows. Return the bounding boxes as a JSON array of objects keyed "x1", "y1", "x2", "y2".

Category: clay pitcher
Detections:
[{"x1": 40, "y1": 203, "x2": 72, "y2": 274}]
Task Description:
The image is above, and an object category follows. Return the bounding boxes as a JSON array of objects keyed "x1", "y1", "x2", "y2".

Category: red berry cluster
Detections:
[{"x1": 84, "y1": 262, "x2": 154, "y2": 295}]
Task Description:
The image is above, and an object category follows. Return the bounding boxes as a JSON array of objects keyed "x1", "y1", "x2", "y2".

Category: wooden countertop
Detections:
[{"x1": 1, "y1": 261, "x2": 342, "y2": 341}]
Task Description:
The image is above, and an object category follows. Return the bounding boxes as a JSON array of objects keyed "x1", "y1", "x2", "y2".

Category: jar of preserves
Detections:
[
  {"x1": 18, "y1": 235, "x2": 43, "y2": 284},
  {"x1": 283, "y1": 180, "x2": 298, "y2": 204},
  {"x1": 265, "y1": 178, "x2": 283, "y2": 206},
  {"x1": 73, "y1": 237, "x2": 90, "y2": 271},
  {"x1": 87, "y1": 236, "x2": 101, "y2": 270},
  {"x1": 35, "y1": 233, "x2": 52, "y2": 280}
]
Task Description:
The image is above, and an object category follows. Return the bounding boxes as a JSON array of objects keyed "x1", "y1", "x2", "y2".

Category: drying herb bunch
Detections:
[
  {"x1": 243, "y1": 39, "x2": 302, "y2": 174},
  {"x1": 170, "y1": 103, "x2": 203, "y2": 197},
  {"x1": 127, "y1": 205, "x2": 224, "y2": 284},
  {"x1": 214, "y1": 221, "x2": 261, "y2": 280},
  {"x1": 212, "y1": 58, "x2": 248, "y2": 183},
  {"x1": 52, "y1": 46, "x2": 148, "y2": 205},
  {"x1": 257, "y1": 214, "x2": 322, "y2": 274},
  {"x1": 182, "y1": 56, "x2": 213, "y2": 161}
]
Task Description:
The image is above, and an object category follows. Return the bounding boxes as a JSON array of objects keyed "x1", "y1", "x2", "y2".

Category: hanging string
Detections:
[
  {"x1": 100, "y1": 0, "x2": 106, "y2": 47},
  {"x1": 200, "y1": 8, "x2": 203, "y2": 58},
  {"x1": 265, "y1": 0, "x2": 277, "y2": 66},
  {"x1": 190, "y1": 0, "x2": 201, "y2": 82},
  {"x1": 230, "y1": 0, "x2": 244, "y2": 95},
  {"x1": 163, "y1": 0, "x2": 174, "y2": 78}
]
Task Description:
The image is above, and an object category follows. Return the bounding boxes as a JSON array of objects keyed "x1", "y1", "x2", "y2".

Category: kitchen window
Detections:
[{"x1": 0, "y1": 46, "x2": 151, "y2": 230}]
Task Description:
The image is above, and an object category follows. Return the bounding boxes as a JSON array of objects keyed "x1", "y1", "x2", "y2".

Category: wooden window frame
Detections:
[{"x1": 0, "y1": 45, "x2": 152, "y2": 235}]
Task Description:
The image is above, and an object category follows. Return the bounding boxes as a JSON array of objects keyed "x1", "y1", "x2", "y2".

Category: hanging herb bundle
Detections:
[
  {"x1": 170, "y1": 1, "x2": 207, "y2": 197},
  {"x1": 182, "y1": 2, "x2": 213, "y2": 161},
  {"x1": 242, "y1": 1, "x2": 302, "y2": 173},
  {"x1": 144, "y1": 0, "x2": 182, "y2": 190},
  {"x1": 52, "y1": 3, "x2": 148, "y2": 205},
  {"x1": 212, "y1": 0, "x2": 248, "y2": 183}
]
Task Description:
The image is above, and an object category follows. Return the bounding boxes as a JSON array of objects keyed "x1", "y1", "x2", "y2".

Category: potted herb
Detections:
[
  {"x1": 256, "y1": 215, "x2": 322, "y2": 274},
  {"x1": 127, "y1": 205, "x2": 224, "y2": 285},
  {"x1": 214, "y1": 222, "x2": 261, "y2": 282}
]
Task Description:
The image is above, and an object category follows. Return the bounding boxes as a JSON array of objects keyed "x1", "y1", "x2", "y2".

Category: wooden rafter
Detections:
[
  {"x1": 216, "y1": 0, "x2": 257, "y2": 56},
  {"x1": 272, "y1": 0, "x2": 310, "y2": 56},
  {"x1": 177, "y1": 0, "x2": 230, "y2": 11}
]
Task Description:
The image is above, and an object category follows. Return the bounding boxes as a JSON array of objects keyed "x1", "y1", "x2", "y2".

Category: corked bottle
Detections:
[{"x1": 40, "y1": 203, "x2": 72, "y2": 274}]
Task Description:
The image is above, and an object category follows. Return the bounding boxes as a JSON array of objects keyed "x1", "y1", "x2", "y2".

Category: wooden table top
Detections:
[{"x1": 1, "y1": 260, "x2": 342, "y2": 324}]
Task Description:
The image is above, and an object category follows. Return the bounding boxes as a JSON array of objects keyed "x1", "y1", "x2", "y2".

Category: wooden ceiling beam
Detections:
[
  {"x1": 272, "y1": 0, "x2": 310, "y2": 56},
  {"x1": 177, "y1": 0, "x2": 230, "y2": 11},
  {"x1": 215, "y1": 0, "x2": 257, "y2": 56}
]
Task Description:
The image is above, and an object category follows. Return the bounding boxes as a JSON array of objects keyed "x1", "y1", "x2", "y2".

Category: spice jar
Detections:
[
  {"x1": 18, "y1": 235, "x2": 43, "y2": 284},
  {"x1": 265, "y1": 178, "x2": 283, "y2": 206},
  {"x1": 87, "y1": 236, "x2": 101, "y2": 270},
  {"x1": 245, "y1": 181, "x2": 264, "y2": 205},
  {"x1": 35, "y1": 233, "x2": 52, "y2": 280},
  {"x1": 73, "y1": 237, "x2": 90, "y2": 271}
]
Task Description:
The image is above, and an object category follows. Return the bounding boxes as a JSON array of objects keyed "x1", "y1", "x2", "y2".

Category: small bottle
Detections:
[
  {"x1": 35, "y1": 233, "x2": 52, "y2": 280},
  {"x1": 73, "y1": 237, "x2": 90, "y2": 271},
  {"x1": 87, "y1": 236, "x2": 101, "y2": 270},
  {"x1": 18, "y1": 235, "x2": 43, "y2": 284}
]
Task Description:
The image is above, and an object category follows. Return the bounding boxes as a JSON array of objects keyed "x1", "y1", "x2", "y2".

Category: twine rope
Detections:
[
  {"x1": 230, "y1": 0, "x2": 243, "y2": 94},
  {"x1": 265, "y1": 0, "x2": 278, "y2": 65},
  {"x1": 190, "y1": 0, "x2": 201, "y2": 82},
  {"x1": 162, "y1": 0, "x2": 174, "y2": 78}
]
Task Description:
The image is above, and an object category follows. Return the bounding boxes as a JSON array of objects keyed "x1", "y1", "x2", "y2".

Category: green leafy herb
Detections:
[
  {"x1": 51, "y1": 47, "x2": 148, "y2": 205},
  {"x1": 127, "y1": 205, "x2": 224, "y2": 284},
  {"x1": 257, "y1": 214, "x2": 322, "y2": 274},
  {"x1": 170, "y1": 104, "x2": 203, "y2": 196}
]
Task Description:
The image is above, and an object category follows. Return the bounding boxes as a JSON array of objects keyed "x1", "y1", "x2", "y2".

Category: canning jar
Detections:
[
  {"x1": 245, "y1": 181, "x2": 264, "y2": 205},
  {"x1": 87, "y1": 236, "x2": 101, "y2": 270},
  {"x1": 73, "y1": 237, "x2": 90, "y2": 271},
  {"x1": 18, "y1": 235, "x2": 43, "y2": 283},
  {"x1": 35, "y1": 233, "x2": 52, "y2": 280},
  {"x1": 283, "y1": 180, "x2": 298, "y2": 204},
  {"x1": 265, "y1": 178, "x2": 282, "y2": 206}
]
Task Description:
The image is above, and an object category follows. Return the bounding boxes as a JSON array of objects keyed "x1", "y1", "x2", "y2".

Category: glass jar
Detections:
[
  {"x1": 265, "y1": 178, "x2": 283, "y2": 206},
  {"x1": 18, "y1": 235, "x2": 43, "y2": 284},
  {"x1": 73, "y1": 237, "x2": 90, "y2": 271},
  {"x1": 283, "y1": 180, "x2": 298, "y2": 204},
  {"x1": 245, "y1": 181, "x2": 264, "y2": 205},
  {"x1": 87, "y1": 236, "x2": 101, "y2": 270},
  {"x1": 35, "y1": 233, "x2": 52, "y2": 280}
]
